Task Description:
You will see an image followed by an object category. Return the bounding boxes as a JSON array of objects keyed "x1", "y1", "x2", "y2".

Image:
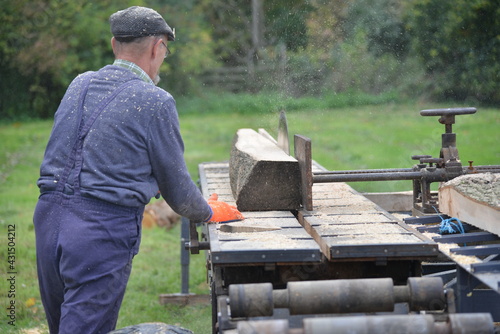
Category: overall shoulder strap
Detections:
[
  {"x1": 56, "y1": 76, "x2": 141, "y2": 195},
  {"x1": 71, "y1": 78, "x2": 142, "y2": 197}
]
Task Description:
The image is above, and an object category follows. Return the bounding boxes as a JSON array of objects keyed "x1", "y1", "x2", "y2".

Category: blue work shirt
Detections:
[{"x1": 38, "y1": 64, "x2": 212, "y2": 222}]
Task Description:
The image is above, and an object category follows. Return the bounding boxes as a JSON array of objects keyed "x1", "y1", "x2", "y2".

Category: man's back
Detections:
[{"x1": 38, "y1": 65, "x2": 181, "y2": 207}]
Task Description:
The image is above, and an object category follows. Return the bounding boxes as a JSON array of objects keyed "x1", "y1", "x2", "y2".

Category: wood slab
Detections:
[
  {"x1": 439, "y1": 173, "x2": 500, "y2": 236},
  {"x1": 219, "y1": 224, "x2": 281, "y2": 233}
]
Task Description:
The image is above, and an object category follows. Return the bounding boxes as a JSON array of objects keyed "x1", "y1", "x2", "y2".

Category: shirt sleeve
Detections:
[{"x1": 147, "y1": 95, "x2": 212, "y2": 222}]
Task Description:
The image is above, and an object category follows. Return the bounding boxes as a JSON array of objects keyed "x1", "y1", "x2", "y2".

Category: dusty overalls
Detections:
[{"x1": 34, "y1": 75, "x2": 144, "y2": 334}]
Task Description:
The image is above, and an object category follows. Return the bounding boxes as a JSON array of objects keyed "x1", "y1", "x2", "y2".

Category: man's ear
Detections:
[
  {"x1": 111, "y1": 37, "x2": 117, "y2": 55},
  {"x1": 151, "y1": 38, "x2": 162, "y2": 60}
]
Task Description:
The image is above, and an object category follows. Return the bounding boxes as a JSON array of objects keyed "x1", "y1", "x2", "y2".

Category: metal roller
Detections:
[
  {"x1": 303, "y1": 315, "x2": 436, "y2": 334},
  {"x1": 228, "y1": 277, "x2": 445, "y2": 318},
  {"x1": 230, "y1": 314, "x2": 494, "y2": 334},
  {"x1": 447, "y1": 313, "x2": 495, "y2": 334},
  {"x1": 229, "y1": 282, "x2": 274, "y2": 318},
  {"x1": 302, "y1": 313, "x2": 494, "y2": 334},
  {"x1": 285, "y1": 278, "x2": 395, "y2": 315},
  {"x1": 236, "y1": 319, "x2": 288, "y2": 334},
  {"x1": 407, "y1": 277, "x2": 446, "y2": 311}
]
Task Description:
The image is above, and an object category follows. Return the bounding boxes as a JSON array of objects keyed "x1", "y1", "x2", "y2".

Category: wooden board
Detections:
[
  {"x1": 439, "y1": 173, "x2": 500, "y2": 236},
  {"x1": 306, "y1": 213, "x2": 393, "y2": 225}
]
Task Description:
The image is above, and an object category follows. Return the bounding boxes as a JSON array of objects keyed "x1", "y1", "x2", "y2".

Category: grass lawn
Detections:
[{"x1": 0, "y1": 100, "x2": 498, "y2": 333}]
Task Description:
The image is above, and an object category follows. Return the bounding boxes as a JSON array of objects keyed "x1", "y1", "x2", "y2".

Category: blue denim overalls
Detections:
[{"x1": 34, "y1": 74, "x2": 144, "y2": 334}]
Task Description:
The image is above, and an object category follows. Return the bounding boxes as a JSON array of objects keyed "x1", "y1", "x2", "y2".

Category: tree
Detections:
[
  {"x1": 264, "y1": 0, "x2": 313, "y2": 52},
  {"x1": 0, "y1": 0, "x2": 217, "y2": 118},
  {"x1": 305, "y1": 0, "x2": 350, "y2": 62},
  {"x1": 198, "y1": 0, "x2": 312, "y2": 66},
  {"x1": 343, "y1": 0, "x2": 410, "y2": 59},
  {"x1": 408, "y1": 0, "x2": 500, "y2": 103},
  {"x1": 0, "y1": 0, "x2": 119, "y2": 118}
]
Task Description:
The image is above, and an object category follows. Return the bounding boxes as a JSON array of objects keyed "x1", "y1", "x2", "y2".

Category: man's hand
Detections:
[{"x1": 208, "y1": 193, "x2": 244, "y2": 223}]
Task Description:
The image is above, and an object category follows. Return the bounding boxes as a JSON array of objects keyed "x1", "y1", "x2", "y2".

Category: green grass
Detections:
[
  {"x1": 0, "y1": 121, "x2": 51, "y2": 333},
  {"x1": 180, "y1": 99, "x2": 499, "y2": 193},
  {"x1": 116, "y1": 223, "x2": 212, "y2": 333},
  {"x1": 0, "y1": 95, "x2": 498, "y2": 333}
]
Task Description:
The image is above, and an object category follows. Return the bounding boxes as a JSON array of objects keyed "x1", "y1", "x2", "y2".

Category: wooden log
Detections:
[
  {"x1": 142, "y1": 200, "x2": 180, "y2": 229},
  {"x1": 438, "y1": 173, "x2": 500, "y2": 236},
  {"x1": 229, "y1": 128, "x2": 301, "y2": 211}
]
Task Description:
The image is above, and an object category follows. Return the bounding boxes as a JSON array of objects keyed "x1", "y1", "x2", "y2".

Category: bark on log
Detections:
[{"x1": 438, "y1": 173, "x2": 500, "y2": 236}]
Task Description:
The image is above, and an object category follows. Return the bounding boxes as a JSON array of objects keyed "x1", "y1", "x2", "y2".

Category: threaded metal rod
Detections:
[
  {"x1": 315, "y1": 168, "x2": 414, "y2": 175},
  {"x1": 313, "y1": 171, "x2": 423, "y2": 183}
]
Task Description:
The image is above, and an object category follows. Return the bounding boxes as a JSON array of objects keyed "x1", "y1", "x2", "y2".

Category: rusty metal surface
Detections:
[{"x1": 294, "y1": 135, "x2": 313, "y2": 211}]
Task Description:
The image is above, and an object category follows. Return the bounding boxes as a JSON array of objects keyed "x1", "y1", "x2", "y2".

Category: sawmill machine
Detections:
[{"x1": 184, "y1": 107, "x2": 499, "y2": 333}]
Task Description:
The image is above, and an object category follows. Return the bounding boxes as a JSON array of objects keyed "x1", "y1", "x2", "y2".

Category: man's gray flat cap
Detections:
[{"x1": 110, "y1": 6, "x2": 175, "y2": 41}]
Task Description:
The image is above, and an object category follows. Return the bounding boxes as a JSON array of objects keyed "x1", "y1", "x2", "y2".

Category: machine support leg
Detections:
[
  {"x1": 456, "y1": 265, "x2": 500, "y2": 321},
  {"x1": 158, "y1": 217, "x2": 210, "y2": 306},
  {"x1": 180, "y1": 216, "x2": 190, "y2": 294}
]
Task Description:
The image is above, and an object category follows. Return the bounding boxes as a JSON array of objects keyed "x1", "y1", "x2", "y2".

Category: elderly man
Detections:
[{"x1": 33, "y1": 6, "x2": 241, "y2": 334}]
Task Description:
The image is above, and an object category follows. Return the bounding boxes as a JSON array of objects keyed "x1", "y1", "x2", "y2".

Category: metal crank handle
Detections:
[
  {"x1": 420, "y1": 107, "x2": 476, "y2": 117},
  {"x1": 420, "y1": 107, "x2": 476, "y2": 133}
]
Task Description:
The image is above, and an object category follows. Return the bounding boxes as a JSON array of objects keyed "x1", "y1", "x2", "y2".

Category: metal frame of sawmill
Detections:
[
  {"x1": 405, "y1": 215, "x2": 500, "y2": 320},
  {"x1": 176, "y1": 107, "x2": 499, "y2": 333},
  {"x1": 192, "y1": 162, "x2": 499, "y2": 333}
]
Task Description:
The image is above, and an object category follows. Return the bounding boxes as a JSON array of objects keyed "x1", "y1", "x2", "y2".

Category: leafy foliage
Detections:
[
  {"x1": 407, "y1": 0, "x2": 500, "y2": 102},
  {"x1": 344, "y1": 0, "x2": 410, "y2": 59},
  {"x1": 264, "y1": 0, "x2": 313, "y2": 51},
  {"x1": 1, "y1": 0, "x2": 499, "y2": 120},
  {"x1": 0, "y1": 0, "x2": 119, "y2": 118},
  {"x1": 0, "y1": 0, "x2": 216, "y2": 118}
]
